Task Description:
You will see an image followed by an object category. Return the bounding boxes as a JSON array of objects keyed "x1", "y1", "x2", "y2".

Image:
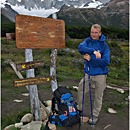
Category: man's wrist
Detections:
[{"x1": 93, "y1": 51, "x2": 96, "y2": 55}]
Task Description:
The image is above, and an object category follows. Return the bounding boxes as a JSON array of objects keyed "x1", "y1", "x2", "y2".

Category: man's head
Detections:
[{"x1": 90, "y1": 24, "x2": 101, "y2": 40}]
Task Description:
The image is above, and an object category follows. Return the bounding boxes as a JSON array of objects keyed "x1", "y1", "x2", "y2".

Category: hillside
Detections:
[
  {"x1": 55, "y1": 0, "x2": 129, "y2": 28},
  {"x1": 1, "y1": 14, "x2": 12, "y2": 23}
]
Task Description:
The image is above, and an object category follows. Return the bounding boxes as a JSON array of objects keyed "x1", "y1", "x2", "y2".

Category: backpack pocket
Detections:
[
  {"x1": 49, "y1": 115, "x2": 62, "y2": 125},
  {"x1": 60, "y1": 114, "x2": 80, "y2": 127}
]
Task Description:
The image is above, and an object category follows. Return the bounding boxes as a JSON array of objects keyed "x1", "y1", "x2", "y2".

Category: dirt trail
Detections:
[{"x1": 2, "y1": 79, "x2": 129, "y2": 130}]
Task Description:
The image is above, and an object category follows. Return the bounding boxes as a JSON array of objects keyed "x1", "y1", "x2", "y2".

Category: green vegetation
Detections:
[
  {"x1": 103, "y1": 89, "x2": 129, "y2": 117},
  {"x1": 1, "y1": 109, "x2": 31, "y2": 129},
  {"x1": 1, "y1": 33, "x2": 129, "y2": 86},
  {"x1": 65, "y1": 25, "x2": 129, "y2": 40},
  {"x1": 1, "y1": 23, "x2": 128, "y2": 40},
  {"x1": 1, "y1": 22, "x2": 15, "y2": 37},
  {"x1": 1, "y1": 25, "x2": 129, "y2": 129}
]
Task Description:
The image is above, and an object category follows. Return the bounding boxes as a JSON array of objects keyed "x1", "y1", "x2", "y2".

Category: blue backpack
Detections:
[{"x1": 45, "y1": 87, "x2": 80, "y2": 129}]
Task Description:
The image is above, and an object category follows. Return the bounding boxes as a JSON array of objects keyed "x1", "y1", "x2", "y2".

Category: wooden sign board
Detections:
[
  {"x1": 14, "y1": 76, "x2": 50, "y2": 87},
  {"x1": 16, "y1": 60, "x2": 44, "y2": 71},
  {"x1": 15, "y1": 15, "x2": 65, "y2": 49}
]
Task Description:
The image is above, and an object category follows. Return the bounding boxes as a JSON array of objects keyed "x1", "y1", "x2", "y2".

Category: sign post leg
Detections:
[
  {"x1": 25, "y1": 49, "x2": 42, "y2": 121},
  {"x1": 50, "y1": 13, "x2": 58, "y2": 92},
  {"x1": 50, "y1": 49, "x2": 58, "y2": 92}
]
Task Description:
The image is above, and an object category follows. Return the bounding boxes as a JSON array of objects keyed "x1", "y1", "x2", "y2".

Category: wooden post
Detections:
[
  {"x1": 25, "y1": 49, "x2": 42, "y2": 121},
  {"x1": 50, "y1": 13, "x2": 58, "y2": 92}
]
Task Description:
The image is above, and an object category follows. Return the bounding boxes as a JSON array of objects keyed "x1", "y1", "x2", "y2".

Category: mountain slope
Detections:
[
  {"x1": 1, "y1": 0, "x2": 128, "y2": 29},
  {"x1": 3, "y1": 0, "x2": 109, "y2": 10},
  {"x1": 1, "y1": 0, "x2": 108, "y2": 23},
  {"x1": 1, "y1": 14, "x2": 12, "y2": 23},
  {"x1": 1, "y1": 4, "x2": 18, "y2": 23},
  {"x1": 55, "y1": 0, "x2": 129, "y2": 28}
]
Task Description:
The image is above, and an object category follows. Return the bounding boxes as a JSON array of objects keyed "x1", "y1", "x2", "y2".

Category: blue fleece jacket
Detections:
[{"x1": 78, "y1": 34, "x2": 110, "y2": 76}]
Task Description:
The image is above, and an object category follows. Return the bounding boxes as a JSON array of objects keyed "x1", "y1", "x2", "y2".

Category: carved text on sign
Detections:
[
  {"x1": 16, "y1": 60, "x2": 44, "y2": 71},
  {"x1": 14, "y1": 76, "x2": 50, "y2": 87}
]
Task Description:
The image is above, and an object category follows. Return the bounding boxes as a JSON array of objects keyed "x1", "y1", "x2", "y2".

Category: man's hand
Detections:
[
  {"x1": 84, "y1": 54, "x2": 91, "y2": 61},
  {"x1": 94, "y1": 51, "x2": 101, "y2": 59}
]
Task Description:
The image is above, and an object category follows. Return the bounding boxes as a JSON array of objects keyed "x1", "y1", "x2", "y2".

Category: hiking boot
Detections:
[{"x1": 88, "y1": 116, "x2": 98, "y2": 125}]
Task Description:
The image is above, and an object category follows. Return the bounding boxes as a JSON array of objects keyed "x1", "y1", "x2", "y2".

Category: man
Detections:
[{"x1": 77, "y1": 24, "x2": 110, "y2": 124}]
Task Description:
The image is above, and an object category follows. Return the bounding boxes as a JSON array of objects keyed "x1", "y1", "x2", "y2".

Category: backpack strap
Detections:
[
  {"x1": 73, "y1": 101, "x2": 81, "y2": 129},
  {"x1": 52, "y1": 97, "x2": 55, "y2": 114},
  {"x1": 44, "y1": 120, "x2": 49, "y2": 130}
]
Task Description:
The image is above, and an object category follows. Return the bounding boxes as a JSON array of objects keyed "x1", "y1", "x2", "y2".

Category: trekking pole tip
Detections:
[
  {"x1": 81, "y1": 121, "x2": 84, "y2": 125},
  {"x1": 91, "y1": 124, "x2": 95, "y2": 129}
]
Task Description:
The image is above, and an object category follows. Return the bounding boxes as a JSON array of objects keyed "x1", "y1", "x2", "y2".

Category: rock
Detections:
[
  {"x1": 21, "y1": 113, "x2": 32, "y2": 123},
  {"x1": 15, "y1": 122, "x2": 23, "y2": 128},
  {"x1": 116, "y1": 88, "x2": 124, "y2": 93},
  {"x1": 44, "y1": 100, "x2": 52, "y2": 106},
  {"x1": 80, "y1": 117, "x2": 89, "y2": 123},
  {"x1": 125, "y1": 96, "x2": 130, "y2": 101},
  {"x1": 46, "y1": 106, "x2": 52, "y2": 114},
  {"x1": 20, "y1": 121, "x2": 42, "y2": 130},
  {"x1": 22, "y1": 93, "x2": 29, "y2": 96},
  {"x1": 14, "y1": 99, "x2": 23, "y2": 103},
  {"x1": 4, "y1": 124, "x2": 15, "y2": 130},
  {"x1": 43, "y1": 120, "x2": 56, "y2": 130},
  {"x1": 48, "y1": 123, "x2": 56, "y2": 130},
  {"x1": 104, "y1": 124, "x2": 112, "y2": 129},
  {"x1": 108, "y1": 108, "x2": 117, "y2": 114},
  {"x1": 72, "y1": 86, "x2": 78, "y2": 91}
]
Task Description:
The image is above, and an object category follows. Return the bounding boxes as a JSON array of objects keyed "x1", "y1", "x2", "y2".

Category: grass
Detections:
[
  {"x1": 1, "y1": 37, "x2": 129, "y2": 129},
  {"x1": 1, "y1": 37, "x2": 129, "y2": 87},
  {"x1": 1, "y1": 98, "x2": 9, "y2": 102},
  {"x1": 1, "y1": 109, "x2": 31, "y2": 129},
  {"x1": 103, "y1": 89, "x2": 129, "y2": 117}
]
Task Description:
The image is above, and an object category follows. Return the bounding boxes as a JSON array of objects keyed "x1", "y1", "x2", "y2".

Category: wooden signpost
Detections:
[
  {"x1": 15, "y1": 14, "x2": 65, "y2": 49},
  {"x1": 15, "y1": 14, "x2": 65, "y2": 121},
  {"x1": 14, "y1": 76, "x2": 50, "y2": 87},
  {"x1": 16, "y1": 60, "x2": 44, "y2": 71}
]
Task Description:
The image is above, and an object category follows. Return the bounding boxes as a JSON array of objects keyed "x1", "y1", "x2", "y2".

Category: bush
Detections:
[
  {"x1": 1, "y1": 23, "x2": 128, "y2": 40},
  {"x1": 65, "y1": 25, "x2": 91, "y2": 39},
  {"x1": 1, "y1": 23, "x2": 15, "y2": 37},
  {"x1": 108, "y1": 42, "x2": 123, "y2": 58},
  {"x1": 66, "y1": 39, "x2": 83, "y2": 49},
  {"x1": 66, "y1": 25, "x2": 128, "y2": 40}
]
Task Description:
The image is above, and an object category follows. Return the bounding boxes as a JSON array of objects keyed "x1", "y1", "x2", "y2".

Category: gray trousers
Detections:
[{"x1": 77, "y1": 74, "x2": 107, "y2": 117}]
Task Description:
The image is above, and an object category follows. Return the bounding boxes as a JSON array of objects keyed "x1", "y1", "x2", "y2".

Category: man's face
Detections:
[{"x1": 90, "y1": 27, "x2": 101, "y2": 40}]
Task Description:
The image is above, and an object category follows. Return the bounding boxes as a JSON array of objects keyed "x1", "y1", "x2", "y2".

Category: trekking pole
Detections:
[
  {"x1": 81, "y1": 59, "x2": 86, "y2": 123},
  {"x1": 87, "y1": 62, "x2": 94, "y2": 129}
]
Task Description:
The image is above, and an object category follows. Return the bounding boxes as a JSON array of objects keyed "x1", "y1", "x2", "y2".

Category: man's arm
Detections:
[
  {"x1": 78, "y1": 41, "x2": 95, "y2": 55},
  {"x1": 84, "y1": 51, "x2": 101, "y2": 61},
  {"x1": 89, "y1": 48, "x2": 110, "y2": 67}
]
